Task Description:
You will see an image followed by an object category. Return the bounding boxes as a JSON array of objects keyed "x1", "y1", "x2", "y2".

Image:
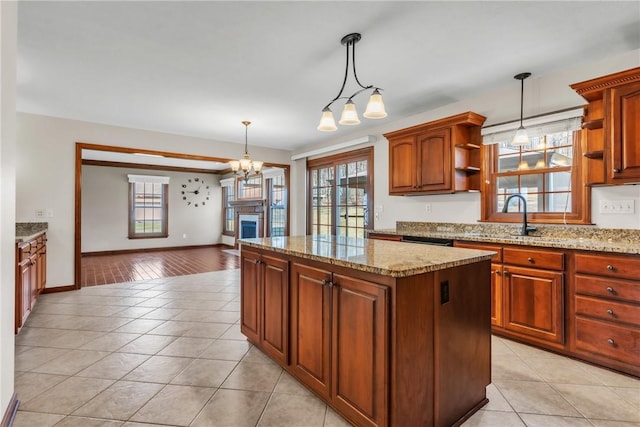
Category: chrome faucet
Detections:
[{"x1": 502, "y1": 194, "x2": 537, "y2": 236}]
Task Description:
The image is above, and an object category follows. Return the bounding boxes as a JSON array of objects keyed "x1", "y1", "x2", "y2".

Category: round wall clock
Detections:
[{"x1": 181, "y1": 177, "x2": 211, "y2": 207}]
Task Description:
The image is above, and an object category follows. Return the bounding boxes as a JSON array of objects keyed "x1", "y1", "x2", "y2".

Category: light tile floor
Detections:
[{"x1": 14, "y1": 270, "x2": 639, "y2": 427}]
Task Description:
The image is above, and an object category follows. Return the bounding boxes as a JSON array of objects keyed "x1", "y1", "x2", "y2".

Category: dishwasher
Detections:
[{"x1": 401, "y1": 235, "x2": 454, "y2": 246}]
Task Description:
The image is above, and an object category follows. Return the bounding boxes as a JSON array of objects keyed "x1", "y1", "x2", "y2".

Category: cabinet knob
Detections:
[
  {"x1": 606, "y1": 264, "x2": 615, "y2": 271},
  {"x1": 503, "y1": 270, "x2": 510, "y2": 276},
  {"x1": 606, "y1": 309, "x2": 614, "y2": 316},
  {"x1": 527, "y1": 257, "x2": 534, "y2": 263},
  {"x1": 607, "y1": 338, "x2": 615, "y2": 346},
  {"x1": 613, "y1": 168, "x2": 621, "y2": 173},
  {"x1": 321, "y1": 279, "x2": 334, "y2": 287},
  {"x1": 606, "y1": 286, "x2": 615, "y2": 293}
]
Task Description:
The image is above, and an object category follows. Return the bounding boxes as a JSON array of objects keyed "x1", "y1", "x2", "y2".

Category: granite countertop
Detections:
[
  {"x1": 16, "y1": 222, "x2": 48, "y2": 243},
  {"x1": 239, "y1": 235, "x2": 495, "y2": 278},
  {"x1": 371, "y1": 222, "x2": 640, "y2": 255}
]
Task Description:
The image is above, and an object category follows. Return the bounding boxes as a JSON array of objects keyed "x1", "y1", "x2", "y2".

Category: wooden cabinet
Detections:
[
  {"x1": 291, "y1": 263, "x2": 389, "y2": 427},
  {"x1": 367, "y1": 232, "x2": 402, "y2": 241},
  {"x1": 385, "y1": 112, "x2": 486, "y2": 195},
  {"x1": 571, "y1": 67, "x2": 640, "y2": 185},
  {"x1": 571, "y1": 252, "x2": 640, "y2": 376},
  {"x1": 15, "y1": 233, "x2": 47, "y2": 333},
  {"x1": 240, "y1": 248, "x2": 289, "y2": 365}
]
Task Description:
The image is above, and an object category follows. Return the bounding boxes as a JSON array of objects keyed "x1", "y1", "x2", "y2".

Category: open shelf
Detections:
[
  {"x1": 455, "y1": 143, "x2": 481, "y2": 150},
  {"x1": 455, "y1": 166, "x2": 480, "y2": 172},
  {"x1": 582, "y1": 118, "x2": 603, "y2": 130}
]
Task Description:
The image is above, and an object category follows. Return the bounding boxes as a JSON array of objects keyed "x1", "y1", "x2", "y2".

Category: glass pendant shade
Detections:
[
  {"x1": 363, "y1": 89, "x2": 387, "y2": 119},
  {"x1": 317, "y1": 108, "x2": 337, "y2": 131},
  {"x1": 229, "y1": 160, "x2": 240, "y2": 172},
  {"x1": 512, "y1": 126, "x2": 530, "y2": 146},
  {"x1": 252, "y1": 160, "x2": 264, "y2": 173},
  {"x1": 339, "y1": 100, "x2": 360, "y2": 125},
  {"x1": 239, "y1": 156, "x2": 252, "y2": 171}
]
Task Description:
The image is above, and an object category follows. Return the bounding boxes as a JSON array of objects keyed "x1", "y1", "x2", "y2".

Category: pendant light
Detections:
[
  {"x1": 512, "y1": 72, "x2": 532, "y2": 146},
  {"x1": 229, "y1": 121, "x2": 263, "y2": 180},
  {"x1": 317, "y1": 33, "x2": 387, "y2": 132}
]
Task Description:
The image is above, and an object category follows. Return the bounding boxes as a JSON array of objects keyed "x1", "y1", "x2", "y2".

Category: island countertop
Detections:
[{"x1": 239, "y1": 235, "x2": 495, "y2": 278}]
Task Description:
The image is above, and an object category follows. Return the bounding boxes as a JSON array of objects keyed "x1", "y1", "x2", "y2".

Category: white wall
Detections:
[
  {"x1": 0, "y1": 0, "x2": 16, "y2": 417},
  {"x1": 82, "y1": 165, "x2": 222, "y2": 252},
  {"x1": 291, "y1": 49, "x2": 640, "y2": 231},
  {"x1": 16, "y1": 114, "x2": 290, "y2": 288}
]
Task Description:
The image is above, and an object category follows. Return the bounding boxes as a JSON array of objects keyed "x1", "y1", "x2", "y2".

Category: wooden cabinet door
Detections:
[
  {"x1": 491, "y1": 264, "x2": 503, "y2": 327},
  {"x1": 37, "y1": 247, "x2": 47, "y2": 293},
  {"x1": 260, "y1": 254, "x2": 289, "y2": 365},
  {"x1": 20, "y1": 259, "x2": 32, "y2": 328},
  {"x1": 291, "y1": 263, "x2": 332, "y2": 399},
  {"x1": 331, "y1": 274, "x2": 388, "y2": 427},
  {"x1": 503, "y1": 266, "x2": 564, "y2": 344},
  {"x1": 388, "y1": 136, "x2": 417, "y2": 194},
  {"x1": 240, "y1": 249, "x2": 261, "y2": 344},
  {"x1": 609, "y1": 81, "x2": 640, "y2": 182},
  {"x1": 417, "y1": 128, "x2": 452, "y2": 192}
]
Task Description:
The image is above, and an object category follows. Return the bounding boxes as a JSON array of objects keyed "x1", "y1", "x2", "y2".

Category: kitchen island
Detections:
[{"x1": 239, "y1": 235, "x2": 495, "y2": 427}]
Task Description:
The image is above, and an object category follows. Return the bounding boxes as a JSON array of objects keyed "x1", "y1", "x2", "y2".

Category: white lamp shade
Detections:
[
  {"x1": 252, "y1": 160, "x2": 264, "y2": 173},
  {"x1": 239, "y1": 157, "x2": 252, "y2": 171},
  {"x1": 339, "y1": 100, "x2": 360, "y2": 125},
  {"x1": 363, "y1": 89, "x2": 387, "y2": 119},
  {"x1": 229, "y1": 160, "x2": 240, "y2": 172},
  {"x1": 317, "y1": 108, "x2": 337, "y2": 131},
  {"x1": 512, "y1": 126, "x2": 530, "y2": 146}
]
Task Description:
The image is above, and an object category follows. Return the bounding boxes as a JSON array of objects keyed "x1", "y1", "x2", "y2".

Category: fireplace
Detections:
[{"x1": 238, "y1": 214, "x2": 259, "y2": 239}]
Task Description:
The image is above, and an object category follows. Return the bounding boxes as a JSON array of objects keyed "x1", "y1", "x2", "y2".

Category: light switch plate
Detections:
[{"x1": 599, "y1": 200, "x2": 635, "y2": 214}]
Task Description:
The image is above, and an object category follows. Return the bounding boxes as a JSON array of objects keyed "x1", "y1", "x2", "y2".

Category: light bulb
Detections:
[
  {"x1": 363, "y1": 89, "x2": 387, "y2": 119},
  {"x1": 339, "y1": 100, "x2": 360, "y2": 125}
]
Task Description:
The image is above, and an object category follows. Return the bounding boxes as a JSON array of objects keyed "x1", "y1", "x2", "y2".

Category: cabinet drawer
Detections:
[
  {"x1": 575, "y1": 253, "x2": 640, "y2": 281},
  {"x1": 503, "y1": 247, "x2": 564, "y2": 270},
  {"x1": 575, "y1": 274, "x2": 639, "y2": 303},
  {"x1": 575, "y1": 317, "x2": 640, "y2": 366},
  {"x1": 455, "y1": 241, "x2": 503, "y2": 263},
  {"x1": 575, "y1": 296, "x2": 640, "y2": 327}
]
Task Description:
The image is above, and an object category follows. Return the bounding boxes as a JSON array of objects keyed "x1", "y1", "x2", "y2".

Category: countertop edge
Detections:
[{"x1": 16, "y1": 230, "x2": 47, "y2": 244}]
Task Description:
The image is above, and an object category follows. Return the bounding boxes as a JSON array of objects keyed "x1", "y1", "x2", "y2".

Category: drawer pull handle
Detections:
[
  {"x1": 606, "y1": 287, "x2": 615, "y2": 293},
  {"x1": 527, "y1": 257, "x2": 534, "y2": 263},
  {"x1": 606, "y1": 264, "x2": 615, "y2": 271},
  {"x1": 607, "y1": 338, "x2": 615, "y2": 346},
  {"x1": 606, "y1": 309, "x2": 614, "y2": 316},
  {"x1": 613, "y1": 168, "x2": 621, "y2": 173}
]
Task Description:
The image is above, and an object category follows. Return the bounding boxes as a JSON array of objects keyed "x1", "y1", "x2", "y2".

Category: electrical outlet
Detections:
[
  {"x1": 599, "y1": 200, "x2": 635, "y2": 214},
  {"x1": 35, "y1": 209, "x2": 45, "y2": 218},
  {"x1": 45, "y1": 208, "x2": 54, "y2": 218},
  {"x1": 425, "y1": 203, "x2": 432, "y2": 213},
  {"x1": 183, "y1": 233, "x2": 187, "y2": 239}
]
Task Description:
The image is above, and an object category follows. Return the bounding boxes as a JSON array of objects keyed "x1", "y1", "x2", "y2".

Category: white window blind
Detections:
[
  {"x1": 127, "y1": 174, "x2": 170, "y2": 184},
  {"x1": 482, "y1": 108, "x2": 583, "y2": 145}
]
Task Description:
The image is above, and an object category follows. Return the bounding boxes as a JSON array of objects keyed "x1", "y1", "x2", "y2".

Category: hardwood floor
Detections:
[{"x1": 81, "y1": 246, "x2": 240, "y2": 287}]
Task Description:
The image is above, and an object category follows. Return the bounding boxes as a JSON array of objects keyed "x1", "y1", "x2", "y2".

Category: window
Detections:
[
  {"x1": 307, "y1": 147, "x2": 373, "y2": 238},
  {"x1": 237, "y1": 175, "x2": 262, "y2": 199},
  {"x1": 128, "y1": 175, "x2": 169, "y2": 238},
  {"x1": 267, "y1": 173, "x2": 287, "y2": 237},
  {"x1": 221, "y1": 178, "x2": 235, "y2": 236},
  {"x1": 481, "y1": 110, "x2": 590, "y2": 224}
]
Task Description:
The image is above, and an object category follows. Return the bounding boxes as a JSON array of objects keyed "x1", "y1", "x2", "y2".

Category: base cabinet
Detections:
[
  {"x1": 15, "y1": 233, "x2": 47, "y2": 333},
  {"x1": 241, "y1": 244, "x2": 491, "y2": 427},
  {"x1": 291, "y1": 263, "x2": 388, "y2": 427},
  {"x1": 240, "y1": 248, "x2": 289, "y2": 365}
]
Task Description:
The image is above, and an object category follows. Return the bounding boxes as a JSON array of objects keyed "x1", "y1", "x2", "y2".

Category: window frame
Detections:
[
  {"x1": 306, "y1": 147, "x2": 374, "y2": 237},
  {"x1": 481, "y1": 129, "x2": 591, "y2": 224},
  {"x1": 128, "y1": 180, "x2": 169, "y2": 239},
  {"x1": 222, "y1": 180, "x2": 236, "y2": 236}
]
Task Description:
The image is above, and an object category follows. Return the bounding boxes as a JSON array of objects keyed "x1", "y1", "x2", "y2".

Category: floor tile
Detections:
[
  {"x1": 79, "y1": 332, "x2": 141, "y2": 351},
  {"x1": 157, "y1": 336, "x2": 215, "y2": 357},
  {"x1": 588, "y1": 420, "x2": 640, "y2": 427},
  {"x1": 257, "y1": 392, "x2": 327, "y2": 426},
  {"x1": 219, "y1": 323, "x2": 247, "y2": 340},
  {"x1": 122, "y1": 355, "x2": 193, "y2": 383},
  {"x1": 523, "y1": 357, "x2": 602, "y2": 385},
  {"x1": 491, "y1": 354, "x2": 544, "y2": 382},
  {"x1": 20, "y1": 376, "x2": 114, "y2": 415},
  {"x1": 14, "y1": 372, "x2": 67, "y2": 402},
  {"x1": 519, "y1": 413, "x2": 594, "y2": 426},
  {"x1": 129, "y1": 384, "x2": 215, "y2": 426},
  {"x1": 494, "y1": 380, "x2": 581, "y2": 417},
  {"x1": 221, "y1": 361, "x2": 282, "y2": 392},
  {"x1": 190, "y1": 389, "x2": 270, "y2": 427},
  {"x1": 12, "y1": 411, "x2": 65, "y2": 427},
  {"x1": 273, "y1": 371, "x2": 314, "y2": 397},
  {"x1": 53, "y1": 416, "x2": 125, "y2": 426},
  {"x1": 462, "y1": 410, "x2": 526, "y2": 426},
  {"x1": 170, "y1": 358, "x2": 237, "y2": 387},
  {"x1": 31, "y1": 349, "x2": 110, "y2": 376},
  {"x1": 199, "y1": 339, "x2": 251, "y2": 361},
  {"x1": 139, "y1": 307, "x2": 183, "y2": 320},
  {"x1": 14, "y1": 346, "x2": 70, "y2": 372},
  {"x1": 73, "y1": 380, "x2": 163, "y2": 420},
  {"x1": 482, "y1": 383, "x2": 514, "y2": 412},
  {"x1": 182, "y1": 322, "x2": 231, "y2": 339},
  {"x1": 147, "y1": 320, "x2": 199, "y2": 336},
  {"x1": 324, "y1": 407, "x2": 353, "y2": 427},
  {"x1": 76, "y1": 352, "x2": 150, "y2": 379},
  {"x1": 116, "y1": 334, "x2": 176, "y2": 355},
  {"x1": 553, "y1": 383, "x2": 640, "y2": 422},
  {"x1": 114, "y1": 319, "x2": 166, "y2": 334}
]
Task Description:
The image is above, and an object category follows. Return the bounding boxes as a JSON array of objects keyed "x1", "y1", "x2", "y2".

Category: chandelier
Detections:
[
  {"x1": 317, "y1": 33, "x2": 387, "y2": 132},
  {"x1": 229, "y1": 121, "x2": 263, "y2": 180}
]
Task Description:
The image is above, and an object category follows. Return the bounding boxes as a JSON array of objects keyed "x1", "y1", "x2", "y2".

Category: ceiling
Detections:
[{"x1": 17, "y1": 1, "x2": 640, "y2": 153}]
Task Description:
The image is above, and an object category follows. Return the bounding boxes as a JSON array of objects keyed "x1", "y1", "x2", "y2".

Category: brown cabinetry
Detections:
[
  {"x1": 571, "y1": 67, "x2": 640, "y2": 185},
  {"x1": 571, "y1": 252, "x2": 640, "y2": 376},
  {"x1": 385, "y1": 112, "x2": 486, "y2": 195},
  {"x1": 240, "y1": 248, "x2": 289, "y2": 365},
  {"x1": 291, "y1": 263, "x2": 389, "y2": 427},
  {"x1": 15, "y1": 233, "x2": 47, "y2": 333}
]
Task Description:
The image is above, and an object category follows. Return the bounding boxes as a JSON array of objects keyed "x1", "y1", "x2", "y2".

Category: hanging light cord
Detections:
[
  {"x1": 323, "y1": 35, "x2": 377, "y2": 110},
  {"x1": 519, "y1": 77, "x2": 525, "y2": 128},
  {"x1": 242, "y1": 120, "x2": 250, "y2": 156}
]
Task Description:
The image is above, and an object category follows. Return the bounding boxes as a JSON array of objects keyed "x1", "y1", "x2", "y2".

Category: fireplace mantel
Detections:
[{"x1": 229, "y1": 199, "x2": 265, "y2": 208}]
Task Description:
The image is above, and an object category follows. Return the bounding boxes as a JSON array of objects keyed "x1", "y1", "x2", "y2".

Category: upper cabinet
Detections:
[
  {"x1": 571, "y1": 67, "x2": 640, "y2": 185},
  {"x1": 384, "y1": 112, "x2": 486, "y2": 195}
]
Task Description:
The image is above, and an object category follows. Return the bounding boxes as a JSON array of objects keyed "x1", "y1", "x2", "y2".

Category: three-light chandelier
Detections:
[
  {"x1": 229, "y1": 121, "x2": 263, "y2": 180},
  {"x1": 317, "y1": 33, "x2": 387, "y2": 132}
]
